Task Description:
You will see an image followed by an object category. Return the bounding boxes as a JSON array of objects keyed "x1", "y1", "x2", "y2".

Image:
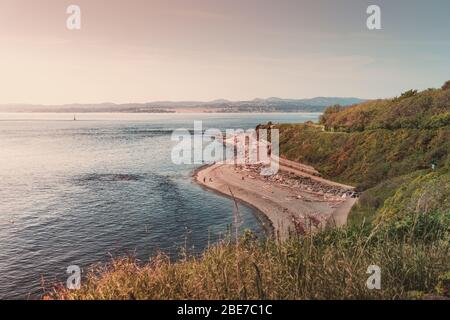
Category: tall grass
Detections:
[{"x1": 47, "y1": 211, "x2": 449, "y2": 300}]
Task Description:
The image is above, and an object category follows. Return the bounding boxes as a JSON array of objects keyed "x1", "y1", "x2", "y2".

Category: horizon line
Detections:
[{"x1": 0, "y1": 96, "x2": 371, "y2": 107}]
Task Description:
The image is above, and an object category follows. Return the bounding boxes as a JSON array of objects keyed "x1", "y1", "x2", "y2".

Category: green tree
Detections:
[
  {"x1": 399, "y1": 89, "x2": 418, "y2": 99},
  {"x1": 442, "y1": 80, "x2": 450, "y2": 90}
]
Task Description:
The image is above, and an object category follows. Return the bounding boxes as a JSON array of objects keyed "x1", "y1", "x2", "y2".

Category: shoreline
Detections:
[
  {"x1": 193, "y1": 160, "x2": 357, "y2": 240},
  {"x1": 192, "y1": 164, "x2": 275, "y2": 238}
]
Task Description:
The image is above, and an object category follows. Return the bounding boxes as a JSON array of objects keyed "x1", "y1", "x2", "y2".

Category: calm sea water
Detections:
[{"x1": 0, "y1": 112, "x2": 319, "y2": 299}]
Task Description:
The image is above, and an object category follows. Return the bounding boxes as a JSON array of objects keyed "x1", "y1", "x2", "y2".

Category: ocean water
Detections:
[{"x1": 0, "y1": 112, "x2": 319, "y2": 299}]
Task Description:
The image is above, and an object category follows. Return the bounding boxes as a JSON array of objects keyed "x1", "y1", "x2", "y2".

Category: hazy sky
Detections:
[{"x1": 0, "y1": 0, "x2": 449, "y2": 104}]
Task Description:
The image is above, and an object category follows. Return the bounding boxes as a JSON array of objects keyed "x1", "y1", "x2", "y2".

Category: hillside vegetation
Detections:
[
  {"x1": 320, "y1": 85, "x2": 450, "y2": 132},
  {"x1": 277, "y1": 125, "x2": 449, "y2": 190},
  {"x1": 274, "y1": 83, "x2": 449, "y2": 229},
  {"x1": 48, "y1": 217, "x2": 448, "y2": 300},
  {"x1": 49, "y1": 83, "x2": 450, "y2": 300}
]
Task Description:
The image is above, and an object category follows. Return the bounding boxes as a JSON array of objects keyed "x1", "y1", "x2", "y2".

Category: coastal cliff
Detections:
[{"x1": 271, "y1": 83, "x2": 449, "y2": 226}]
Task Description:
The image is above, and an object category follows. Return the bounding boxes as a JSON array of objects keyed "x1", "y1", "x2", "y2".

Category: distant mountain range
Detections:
[{"x1": 0, "y1": 97, "x2": 366, "y2": 113}]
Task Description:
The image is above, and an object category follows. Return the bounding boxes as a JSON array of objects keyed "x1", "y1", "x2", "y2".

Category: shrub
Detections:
[
  {"x1": 442, "y1": 80, "x2": 450, "y2": 91},
  {"x1": 47, "y1": 216, "x2": 449, "y2": 300}
]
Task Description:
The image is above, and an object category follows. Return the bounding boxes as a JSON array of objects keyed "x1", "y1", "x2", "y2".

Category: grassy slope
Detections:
[
  {"x1": 49, "y1": 221, "x2": 448, "y2": 300},
  {"x1": 275, "y1": 85, "x2": 450, "y2": 231},
  {"x1": 277, "y1": 124, "x2": 449, "y2": 190},
  {"x1": 320, "y1": 87, "x2": 450, "y2": 132},
  {"x1": 49, "y1": 85, "x2": 450, "y2": 300}
]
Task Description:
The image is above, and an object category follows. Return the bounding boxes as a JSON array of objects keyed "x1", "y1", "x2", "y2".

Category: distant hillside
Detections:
[{"x1": 0, "y1": 97, "x2": 365, "y2": 113}]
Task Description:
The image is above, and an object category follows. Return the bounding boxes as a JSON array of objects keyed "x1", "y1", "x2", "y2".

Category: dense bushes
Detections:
[
  {"x1": 276, "y1": 125, "x2": 449, "y2": 189},
  {"x1": 442, "y1": 81, "x2": 450, "y2": 91},
  {"x1": 319, "y1": 82, "x2": 450, "y2": 132},
  {"x1": 48, "y1": 212, "x2": 449, "y2": 300},
  {"x1": 377, "y1": 171, "x2": 450, "y2": 223},
  {"x1": 274, "y1": 82, "x2": 449, "y2": 238},
  {"x1": 348, "y1": 171, "x2": 425, "y2": 225}
]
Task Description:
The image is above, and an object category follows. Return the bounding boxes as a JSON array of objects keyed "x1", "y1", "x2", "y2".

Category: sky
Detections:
[{"x1": 0, "y1": 0, "x2": 449, "y2": 105}]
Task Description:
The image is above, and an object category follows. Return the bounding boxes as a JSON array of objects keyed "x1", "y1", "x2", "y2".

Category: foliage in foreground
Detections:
[{"x1": 48, "y1": 211, "x2": 449, "y2": 300}]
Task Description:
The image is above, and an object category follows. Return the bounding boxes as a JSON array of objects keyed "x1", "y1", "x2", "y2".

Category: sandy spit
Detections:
[{"x1": 194, "y1": 160, "x2": 357, "y2": 240}]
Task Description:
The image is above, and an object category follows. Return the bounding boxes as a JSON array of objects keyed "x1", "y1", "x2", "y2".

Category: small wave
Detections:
[
  {"x1": 78, "y1": 173, "x2": 142, "y2": 182},
  {"x1": 120, "y1": 129, "x2": 176, "y2": 135}
]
